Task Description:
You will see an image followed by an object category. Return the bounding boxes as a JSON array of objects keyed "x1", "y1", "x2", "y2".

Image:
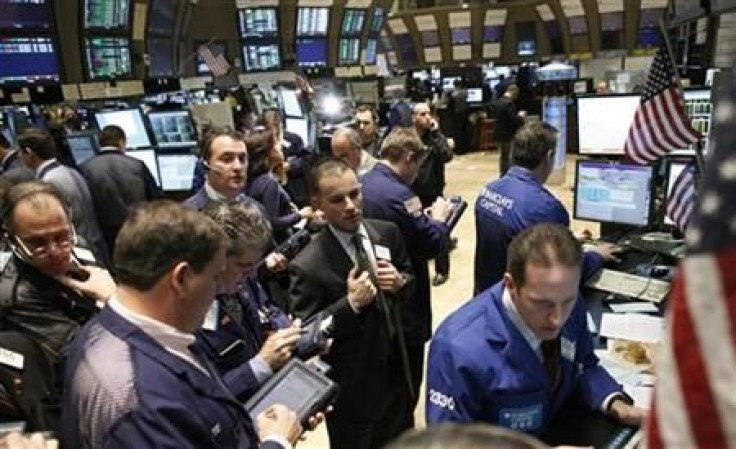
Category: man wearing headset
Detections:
[{"x1": 0, "y1": 181, "x2": 115, "y2": 431}]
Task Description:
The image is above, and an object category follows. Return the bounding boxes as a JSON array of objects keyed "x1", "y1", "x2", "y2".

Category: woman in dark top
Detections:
[{"x1": 245, "y1": 131, "x2": 313, "y2": 243}]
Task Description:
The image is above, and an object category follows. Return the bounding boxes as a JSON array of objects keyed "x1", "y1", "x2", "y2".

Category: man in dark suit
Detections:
[
  {"x1": 288, "y1": 159, "x2": 415, "y2": 449},
  {"x1": 17, "y1": 128, "x2": 110, "y2": 268},
  {"x1": 80, "y1": 125, "x2": 160, "y2": 253}
]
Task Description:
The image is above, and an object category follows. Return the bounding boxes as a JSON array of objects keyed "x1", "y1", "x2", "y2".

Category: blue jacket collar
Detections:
[
  {"x1": 507, "y1": 166, "x2": 542, "y2": 185},
  {"x1": 373, "y1": 161, "x2": 405, "y2": 185}
]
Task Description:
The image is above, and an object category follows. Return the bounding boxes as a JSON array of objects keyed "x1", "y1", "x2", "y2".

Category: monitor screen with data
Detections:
[
  {"x1": 0, "y1": 37, "x2": 60, "y2": 84},
  {"x1": 66, "y1": 132, "x2": 98, "y2": 166},
  {"x1": 157, "y1": 153, "x2": 196, "y2": 191},
  {"x1": 577, "y1": 94, "x2": 640, "y2": 155},
  {"x1": 147, "y1": 110, "x2": 197, "y2": 149},
  {"x1": 574, "y1": 160, "x2": 654, "y2": 227},
  {"x1": 94, "y1": 109, "x2": 151, "y2": 149},
  {"x1": 127, "y1": 149, "x2": 161, "y2": 186}
]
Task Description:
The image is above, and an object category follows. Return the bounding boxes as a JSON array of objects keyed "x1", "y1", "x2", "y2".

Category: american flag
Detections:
[
  {"x1": 646, "y1": 68, "x2": 736, "y2": 448},
  {"x1": 198, "y1": 45, "x2": 231, "y2": 77},
  {"x1": 665, "y1": 163, "x2": 697, "y2": 232},
  {"x1": 624, "y1": 46, "x2": 701, "y2": 165}
]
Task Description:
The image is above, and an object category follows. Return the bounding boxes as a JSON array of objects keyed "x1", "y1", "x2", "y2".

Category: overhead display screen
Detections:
[
  {"x1": 451, "y1": 27, "x2": 472, "y2": 45},
  {"x1": 148, "y1": 0, "x2": 176, "y2": 35},
  {"x1": 85, "y1": 37, "x2": 131, "y2": 79},
  {"x1": 297, "y1": 7, "x2": 329, "y2": 36},
  {"x1": 243, "y1": 44, "x2": 280, "y2": 71},
  {"x1": 371, "y1": 7, "x2": 385, "y2": 33},
  {"x1": 341, "y1": 9, "x2": 366, "y2": 35},
  {"x1": 0, "y1": 37, "x2": 59, "y2": 84},
  {"x1": 84, "y1": 0, "x2": 130, "y2": 29},
  {"x1": 296, "y1": 38, "x2": 327, "y2": 67},
  {"x1": 239, "y1": 8, "x2": 278, "y2": 37},
  {"x1": 365, "y1": 39, "x2": 377, "y2": 64},
  {"x1": 0, "y1": 0, "x2": 53, "y2": 30},
  {"x1": 147, "y1": 37, "x2": 173, "y2": 78},
  {"x1": 339, "y1": 38, "x2": 361, "y2": 65}
]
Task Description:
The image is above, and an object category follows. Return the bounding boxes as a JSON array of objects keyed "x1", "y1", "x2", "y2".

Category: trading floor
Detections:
[{"x1": 300, "y1": 149, "x2": 591, "y2": 449}]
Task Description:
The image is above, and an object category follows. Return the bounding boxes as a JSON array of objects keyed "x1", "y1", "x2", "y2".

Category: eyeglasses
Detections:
[{"x1": 13, "y1": 227, "x2": 76, "y2": 260}]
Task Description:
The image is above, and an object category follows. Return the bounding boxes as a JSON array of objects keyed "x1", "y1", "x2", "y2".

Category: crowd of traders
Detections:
[{"x1": 0, "y1": 92, "x2": 643, "y2": 448}]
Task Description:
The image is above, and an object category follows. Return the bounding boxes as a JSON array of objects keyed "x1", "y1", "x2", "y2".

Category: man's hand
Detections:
[
  {"x1": 588, "y1": 242, "x2": 623, "y2": 263},
  {"x1": 375, "y1": 260, "x2": 405, "y2": 293},
  {"x1": 298, "y1": 206, "x2": 315, "y2": 220},
  {"x1": 609, "y1": 398, "x2": 648, "y2": 427},
  {"x1": 346, "y1": 266, "x2": 376, "y2": 309},
  {"x1": 256, "y1": 404, "x2": 302, "y2": 445},
  {"x1": 259, "y1": 321, "x2": 303, "y2": 370},
  {"x1": 428, "y1": 197, "x2": 452, "y2": 223},
  {"x1": 265, "y1": 252, "x2": 288, "y2": 272},
  {"x1": 54, "y1": 266, "x2": 116, "y2": 303}
]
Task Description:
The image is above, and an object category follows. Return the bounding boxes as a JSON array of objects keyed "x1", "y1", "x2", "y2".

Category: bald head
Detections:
[{"x1": 331, "y1": 127, "x2": 362, "y2": 171}]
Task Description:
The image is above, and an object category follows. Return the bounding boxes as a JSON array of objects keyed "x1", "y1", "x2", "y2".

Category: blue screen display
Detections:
[
  {"x1": 451, "y1": 27, "x2": 471, "y2": 45},
  {"x1": 297, "y1": 38, "x2": 327, "y2": 67},
  {"x1": 0, "y1": 37, "x2": 59, "y2": 83},
  {"x1": 483, "y1": 26, "x2": 502, "y2": 42}
]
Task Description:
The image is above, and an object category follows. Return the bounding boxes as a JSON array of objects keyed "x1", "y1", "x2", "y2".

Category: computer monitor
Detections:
[
  {"x1": 365, "y1": 39, "x2": 377, "y2": 65},
  {"x1": 147, "y1": 110, "x2": 197, "y2": 149},
  {"x1": 147, "y1": 37, "x2": 174, "y2": 78},
  {"x1": 341, "y1": 9, "x2": 366, "y2": 35},
  {"x1": 157, "y1": 153, "x2": 197, "y2": 191},
  {"x1": 66, "y1": 132, "x2": 99, "y2": 166},
  {"x1": 483, "y1": 25, "x2": 502, "y2": 42},
  {"x1": 451, "y1": 27, "x2": 472, "y2": 45},
  {"x1": 574, "y1": 160, "x2": 654, "y2": 227},
  {"x1": 338, "y1": 38, "x2": 361, "y2": 65},
  {"x1": 84, "y1": 0, "x2": 130, "y2": 29},
  {"x1": 94, "y1": 108, "x2": 152, "y2": 150},
  {"x1": 370, "y1": 7, "x2": 384, "y2": 33},
  {"x1": 285, "y1": 118, "x2": 309, "y2": 145},
  {"x1": 0, "y1": 0, "x2": 53, "y2": 29},
  {"x1": 296, "y1": 7, "x2": 330, "y2": 36},
  {"x1": 671, "y1": 88, "x2": 711, "y2": 156},
  {"x1": 442, "y1": 77, "x2": 460, "y2": 91},
  {"x1": 296, "y1": 38, "x2": 327, "y2": 67},
  {"x1": 467, "y1": 88, "x2": 483, "y2": 103},
  {"x1": 421, "y1": 30, "x2": 440, "y2": 47},
  {"x1": 515, "y1": 21, "x2": 537, "y2": 56},
  {"x1": 242, "y1": 44, "x2": 280, "y2": 71},
  {"x1": 577, "y1": 94, "x2": 641, "y2": 155},
  {"x1": 239, "y1": 8, "x2": 278, "y2": 37},
  {"x1": 279, "y1": 89, "x2": 303, "y2": 118},
  {"x1": 148, "y1": 0, "x2": 176, "y2": 35},
  {"x1": 127, "y1": 149, "x2": 161, "y2": 187},
  {"x1": 85, "y1": 37, "x2": 131, "y2": 79},
  {"x1": 0, "y1": 37, "x2": 60, "y2": 84}
]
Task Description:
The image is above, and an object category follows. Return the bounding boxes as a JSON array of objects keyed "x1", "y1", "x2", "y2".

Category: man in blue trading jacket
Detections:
[
  {"x1": 63, "y1": 201, "x2": 302, "y2": 449},
  {"x1": 361, "y1": 127, "x2": 452, "y2": 414},
  {"x1": 426, "y1": 224, "x2": 647, "y2": 435},
  {"x1": 474, "y1": 122, "x2": 620, "y2": 295}
]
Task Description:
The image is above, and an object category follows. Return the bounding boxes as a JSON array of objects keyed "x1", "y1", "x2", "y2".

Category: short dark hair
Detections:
[
  {"x1": 507, "y1": 223, "x2": 582, "y2": 288},
  {"x1": 1, "y1": 181, "x2": 70, "y2": 234},
  {"x1": 385, "y1": 423, "x2": 549, "y2": 449},
  {"x1": 99, "y1": 125, "x2": 126, "y2": 148},
  {"x1": 356, "y1": 105, "x2": 377, "y2": 123},
  {"x1": 0, "y1": 132, "x2": 10, "y2": 149},
  {"x1": 244, "y1": 130, "x2": 275, "y2": 178},
  {"x1": 199, "y1": 127, "x2": 246, "y2": 162},
  {"x1": 309, "y1": 158, "x2": 354, "y2": 197},
  {"x1": 201, "y1": 200, "x2": 272, "y2": 256},
  {"x1": 379, "y1": 127, "x2": 426, "y2": 162},
  {"x1": 17, "y1": 128, "x2": 56, "y2": 161},
  {"x1": 114, "y1": 201, "x2": 225, "y2": 291},
  {"x1": 510, "y1": 122, "x2": 557, "y2": 170}
]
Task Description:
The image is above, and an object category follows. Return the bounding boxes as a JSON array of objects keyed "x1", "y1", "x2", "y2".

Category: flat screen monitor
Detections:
[
  {"x1": 577, "y1": 94, "x2": 640, "y2": 155},
  {"x1": 341, "y1": 9, "x2": 366, "y2": 35},
  {"x1": 84, "y1": 0, "x2": 130, "y2": 29},
  {"x1": 451, "y1": 27, "x2": 472, "y2": 45},
  {"x1": 148, "y1": 0, "x2": 175, "y2": 35},
  {"x1": 396, "y1": 34, "x2": 416, "y2": 66},
  {"x1": 421, "y1": 30, "x2": 440, "y2": 47},
  {"x1": 148, "y1": 37, "x2": 173, "y2": 77},
  {"x1": 0, "y1": 0, "x2": 53, "y2": 30},
  {"x1": 442, "y1": 76, "x2": 460, "y2": 91},
  {"x1": 365, "y1": 39, "x2": 377, "y2": 65},
  {"x1": 339, "y1": 38, "x2": 361, "y2": 65},
  {"x1": 483, "y1": 25, "x2": 502, "y2": 42},
  {"x1": 94, "y1": 109, "x2": 151, "y2": 150},
  {"x1": 0, "y1": 37, "x2": 60, "y2": 84},
  {"x1": 370, "y1": 7, "x2": 384, "y2": 33},
  {"x1": 280, "y1": 89, "x2": 303, "y2": 118},
  {"x1": 569, "y1": 16, "x2": 588, "y2": 35},
  {"x1": 157, "y1": 153, "x2": 197, "y2": 191},
  {"x1": 127, "y1": 149, "x2": 161, "y2": 187},
  {"x1": 297, "y1": 7, "x2": 330, "y2": 36},
  {"x1": 672, "y1": 88, "x2": 711, "y2": 156},
  {"x1": 243, "y1": 44, "x2": 280, "y2": 71},
  {"x1": 638, "y1": 28, "x2": 664, "y2": 48},
  {"x1": 515, "y1": 21, "x2": 537, "y2": 56},
  {"x1": 296, "y1": 38, "x2": 327, "y2": 67},
  {"x1": 147, "y1": 110, "x2": 197, "y2": 149},
  {"x1": 66, "y1": 132, "x2": 98, "y2": 166},
  {"x1": 85, "y1": 37, "x2": 131, "y2": 79},
  {"x1": 285, "y1": 118, "x2": 309, "y2": 145},
  {"x1": 574, "y1": 160, "x2": 654, "y2": 227},
  {"x1": 239, "y1": 8, "x2": 278, "y2": 38},
  {"x1": 467, "y1": 88, "x2": 483, "y2": 103}
]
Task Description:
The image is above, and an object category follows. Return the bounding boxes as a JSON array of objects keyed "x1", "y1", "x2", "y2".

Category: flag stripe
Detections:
[{"x1": 653, "y1": 93, "x2": 688, "y2": 149}]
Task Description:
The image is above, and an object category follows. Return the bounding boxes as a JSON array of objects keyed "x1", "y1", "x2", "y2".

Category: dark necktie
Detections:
[
  {"x1": 541, "y1": 337, "x2": 562, "y2": 392},
  {"x1": 351, "y1": 233, "x2": 395, "y2": 338}
]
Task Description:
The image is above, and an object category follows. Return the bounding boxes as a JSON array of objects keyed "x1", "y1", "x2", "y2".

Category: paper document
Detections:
[
  {"x1": 608, "y1": 302, "x2": 659, "y2": 314},
  {"x1": 599, "y1": 313, "x2": 664, "y2": 343}
]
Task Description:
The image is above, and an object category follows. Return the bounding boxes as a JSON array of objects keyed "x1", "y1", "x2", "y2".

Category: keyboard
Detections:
[
  {"x1": 585, "y1": 269, "x2": 671, "y2": 303},
  {"x1": 618, "y1": 235, "x2": 686, "y2": 259}
]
